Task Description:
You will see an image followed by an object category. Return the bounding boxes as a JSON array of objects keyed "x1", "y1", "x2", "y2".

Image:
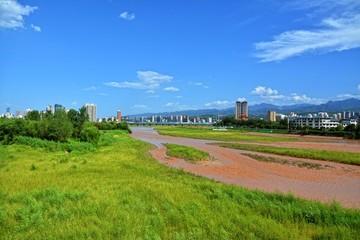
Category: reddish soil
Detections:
[{"x1": 131, "y1": 127, "x2": 360, "y2": 209}]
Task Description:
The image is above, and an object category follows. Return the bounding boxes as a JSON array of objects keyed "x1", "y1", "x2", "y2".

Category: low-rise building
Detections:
[{"x1": 291, "y1": 117, "x2": 339, "y2": 129}]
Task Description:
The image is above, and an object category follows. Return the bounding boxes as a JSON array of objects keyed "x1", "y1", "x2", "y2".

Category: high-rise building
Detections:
[
  {"x1": 54, "y1": 104, "x2": 65, "y2": 112},
  {"x1": 85, "y1": 104, "x2": 97, "y2": 122},
  {"x1": 235, "y1": 101, "x2": 241, "y2": 119},
  {"x1": 235, "y1": 100, "x2": 248, "y2": 120},
  {"x1": 117, "y1": 110, "x2": 122, "y2": 122},
  {"x1": 268, "y1": 110, "x2": 276, "y2": 122}
]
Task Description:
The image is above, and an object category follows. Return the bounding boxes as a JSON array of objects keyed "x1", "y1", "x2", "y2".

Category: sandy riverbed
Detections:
[{"x1": 131, "y1": 127, "x2": 360, "y2": 208}]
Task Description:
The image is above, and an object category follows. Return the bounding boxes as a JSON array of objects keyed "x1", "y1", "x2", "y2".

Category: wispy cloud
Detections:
[
  {"x1": 0, "y1": 0, "x2": 38, "y2": 29},
  {"x1": 337, "y1": 93, "x2": 360, "y2": 99},
  {"x1": 132, "y1": 104, "x2": 147, "y2": 109},
  {"x1": 104, "y1": 71, "x2": 173, "y2": 93},
  {"x1": 336, "y1": 84, "x2": 360, "y2": 99},
  {"x1": 254, "y1": 1, "x2": 360, "y2": 62},
  {"x1": 83, "y1": 86, "x2": 98, "y2": 91},
  {"x1": 189, "y1": 81, "x2": 209, "y2": 89},
  {"x1": 30, "y1": 24, "x2": 41, "y2": 32},
  {"x1": 165, "y1": 102, "x2": 179, "y2": 107},
  {"x1": 164, "y1": 87, "x2": 179, "y2": 92},
  {"x1": 204, "y1": 100, "x2": 231, "y2": 108},
  {"x1": 119, "y1": 11, "x2": 135, "y2": 21}
]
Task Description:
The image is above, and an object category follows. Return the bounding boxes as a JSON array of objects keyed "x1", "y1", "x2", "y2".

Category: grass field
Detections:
[
  {"x1": 1, "y1": 130, "x2": 360, "y2": 239},
  {"x1": 212, "y1": 142, "x2": 360, "y2": 166},
  {"x1": 156, "y1": 126, "x2": 296, "y2": 142},
  {"x1": 165, "y1": 144, "x2": 210, "y2": 162}
]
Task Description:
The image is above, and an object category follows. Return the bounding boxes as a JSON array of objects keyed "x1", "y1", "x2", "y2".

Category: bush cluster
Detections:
[{"x1": 0, "y1": 107, "x2": 132, "y2": 147}]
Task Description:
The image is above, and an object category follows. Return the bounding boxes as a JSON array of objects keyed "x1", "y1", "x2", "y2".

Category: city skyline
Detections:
[{"x1": 1, "y1": 0, "x2": 360, "y2": 117}]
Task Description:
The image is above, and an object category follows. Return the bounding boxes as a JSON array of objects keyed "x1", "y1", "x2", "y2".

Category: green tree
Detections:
[
  {"x1": 67, "y1": 107, "x2": 89, "y2": 138},
  {"x1": 344, "y1": 124, "x2": 356, "y2": 132},
  {"x1": 336, "y1": 124, "x2": 344, "y2": 131},
  {"x1": 26, "y1": 110, "x2": 40, "y2": 121},
  {"x1": 48, "y1": 110, "x2": 73, "y2": 142}
]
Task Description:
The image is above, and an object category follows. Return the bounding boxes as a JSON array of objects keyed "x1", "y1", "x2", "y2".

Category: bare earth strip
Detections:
[{"x1": 131, "y1": 127, "x2": 360, "y2": 209}]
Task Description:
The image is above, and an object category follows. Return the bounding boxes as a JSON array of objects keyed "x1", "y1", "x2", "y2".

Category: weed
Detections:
[
  {"x1": 213, "y1": 142, "x2": 360, "y2": 166},
  {"x1": 30, "y1": 163, "x2": 37, "y2": 171},
  {"x1": 165, "y1": 144, "x2": 210, "y2": 162},
  {"x1": 243, "y1": 153, "x2": 325, "y2": 169}
]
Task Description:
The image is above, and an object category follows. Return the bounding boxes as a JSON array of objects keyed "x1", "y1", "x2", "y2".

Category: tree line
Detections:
[
  {"x1": 216, "y1": 116, "x2": 360, "y2": 139},
  {"x1": 217, "y1": 117, "x2": 290, "y2": 129},
  {"x1": 0, "y1": 107, "x2": 131, "y2": 144}
]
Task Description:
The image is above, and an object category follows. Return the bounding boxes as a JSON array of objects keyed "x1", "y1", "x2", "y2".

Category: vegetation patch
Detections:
[
  {"x1": 212, "y1": 142, "x2": 360, "y2": 166},
  {"x1": 0, "y1": 130, "x2": 359, "y2": 239},
  {"x1": 165, "y1": 143, "x2": 211, "y2": 162},
  {"x1": 243, "y1": 153, "x2": 328, "y2": 169},
  {"x1": 156, "y1": 126, "x2": 296, "y2": 142}
]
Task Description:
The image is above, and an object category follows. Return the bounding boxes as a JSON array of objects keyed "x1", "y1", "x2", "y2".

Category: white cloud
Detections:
[
  {"x1": 251, "y1": 86, "x2": 278, "y2": 95},
  {"x1": 119, "y1": 11, "x2": 135, "y2": 21},
  {"x1": 250, "y1": 86, "x2": 325, "y2": 104},
  {"x1": 0, "y1": 0, "x2": 38, "y2": 29},
  {"x1": 204, "y1": 100, "x2": 230, "y2": 108},
  {"x1": 290, "y1": 93, "x2": 311, "y2": 102},
  {"x1": 30, "y1": 24, "x2": 41, "y2": 32},
  {"x1": 163, "y1": 87, "x2": 179, "y2": 92},
  {"x1": 237, "y1": 97, "x2": 247, "y2": 102},
  {"x1": 71, "y1": 101, "x2": 78, "y2": 106},
  {"x1": 254, "y1": 0, "x2": 360, "y2": 62},
  {"x1": 358, "y1": 84, "x2": 360, "y2": 91},
  {"x1": 104, "y1": 71, "x2": 173, "y2": 93}
]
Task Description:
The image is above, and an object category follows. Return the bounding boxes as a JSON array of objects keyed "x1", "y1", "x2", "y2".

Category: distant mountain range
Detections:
[{"x1": 127, "y1": 98, "x2": 360, "y2": 118}]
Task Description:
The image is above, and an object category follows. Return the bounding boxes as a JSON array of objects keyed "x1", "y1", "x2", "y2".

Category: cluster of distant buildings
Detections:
[
  {"x1": 0, "y1": 104, "x2": 123, "y2": 124},
  {"x1": 125, "y1": 115, "x2": 215, "y2": 125},
  {"x1": 232, "y1": 99, "x2": 359, "y2": 129},
  {"x1": 2, "y1": 100, "x2": 359, "y2": 130},
  {"x1": 266, "y1": 110, "x2": 359, "y2": 129}
]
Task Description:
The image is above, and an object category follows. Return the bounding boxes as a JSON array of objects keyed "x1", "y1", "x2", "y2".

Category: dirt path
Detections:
[{"x1": 131, "y1": 127, "x2": 360, "y2": 208}]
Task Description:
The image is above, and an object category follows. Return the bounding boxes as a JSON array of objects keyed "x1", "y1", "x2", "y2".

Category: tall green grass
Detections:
[
  {"x1": 156, "y1": 126, "x2": 297, "y2": 142},
  {"x1": 0, "y1": 130, "x2": 359, "y2": 239},
  {"x1": 212, "y1": 142, "x2": 360, "y2": 165},
  {"x1": 165, "y1": 143, "x2": 210, "y2": 162}
]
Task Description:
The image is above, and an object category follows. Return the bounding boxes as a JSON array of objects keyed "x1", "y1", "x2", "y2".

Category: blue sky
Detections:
[{"x1": 1, "y1": 0, "x2": 360, "y2": 117}]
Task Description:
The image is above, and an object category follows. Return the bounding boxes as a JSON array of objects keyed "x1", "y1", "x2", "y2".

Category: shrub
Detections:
[{"x1": 80, "y1": 126, "x2": 100, "y2": 145}]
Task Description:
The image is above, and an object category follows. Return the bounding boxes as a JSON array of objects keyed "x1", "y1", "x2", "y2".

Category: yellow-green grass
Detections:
[
  {"x1": 165, "y1": 143, "x2": 210, "y2": 162},
  {"x1": 0, "y1": 131, "x2": 359, "y2": 239},
  {"x1": 212, "y1": 142, "x2": 360, "y2": 166},
  {"x1": 155, "y1": 126, "x2": 297, "y2": 142}
]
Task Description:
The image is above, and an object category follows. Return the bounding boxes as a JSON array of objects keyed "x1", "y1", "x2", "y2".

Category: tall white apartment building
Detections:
[{"x1": 85, "y1": 103, "x2": 97, "y2": 122}]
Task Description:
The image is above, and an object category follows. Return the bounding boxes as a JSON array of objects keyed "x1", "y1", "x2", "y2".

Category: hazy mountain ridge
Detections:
[{"x1": 127, "y1": 98, "x2": 360, "y2": 118}]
